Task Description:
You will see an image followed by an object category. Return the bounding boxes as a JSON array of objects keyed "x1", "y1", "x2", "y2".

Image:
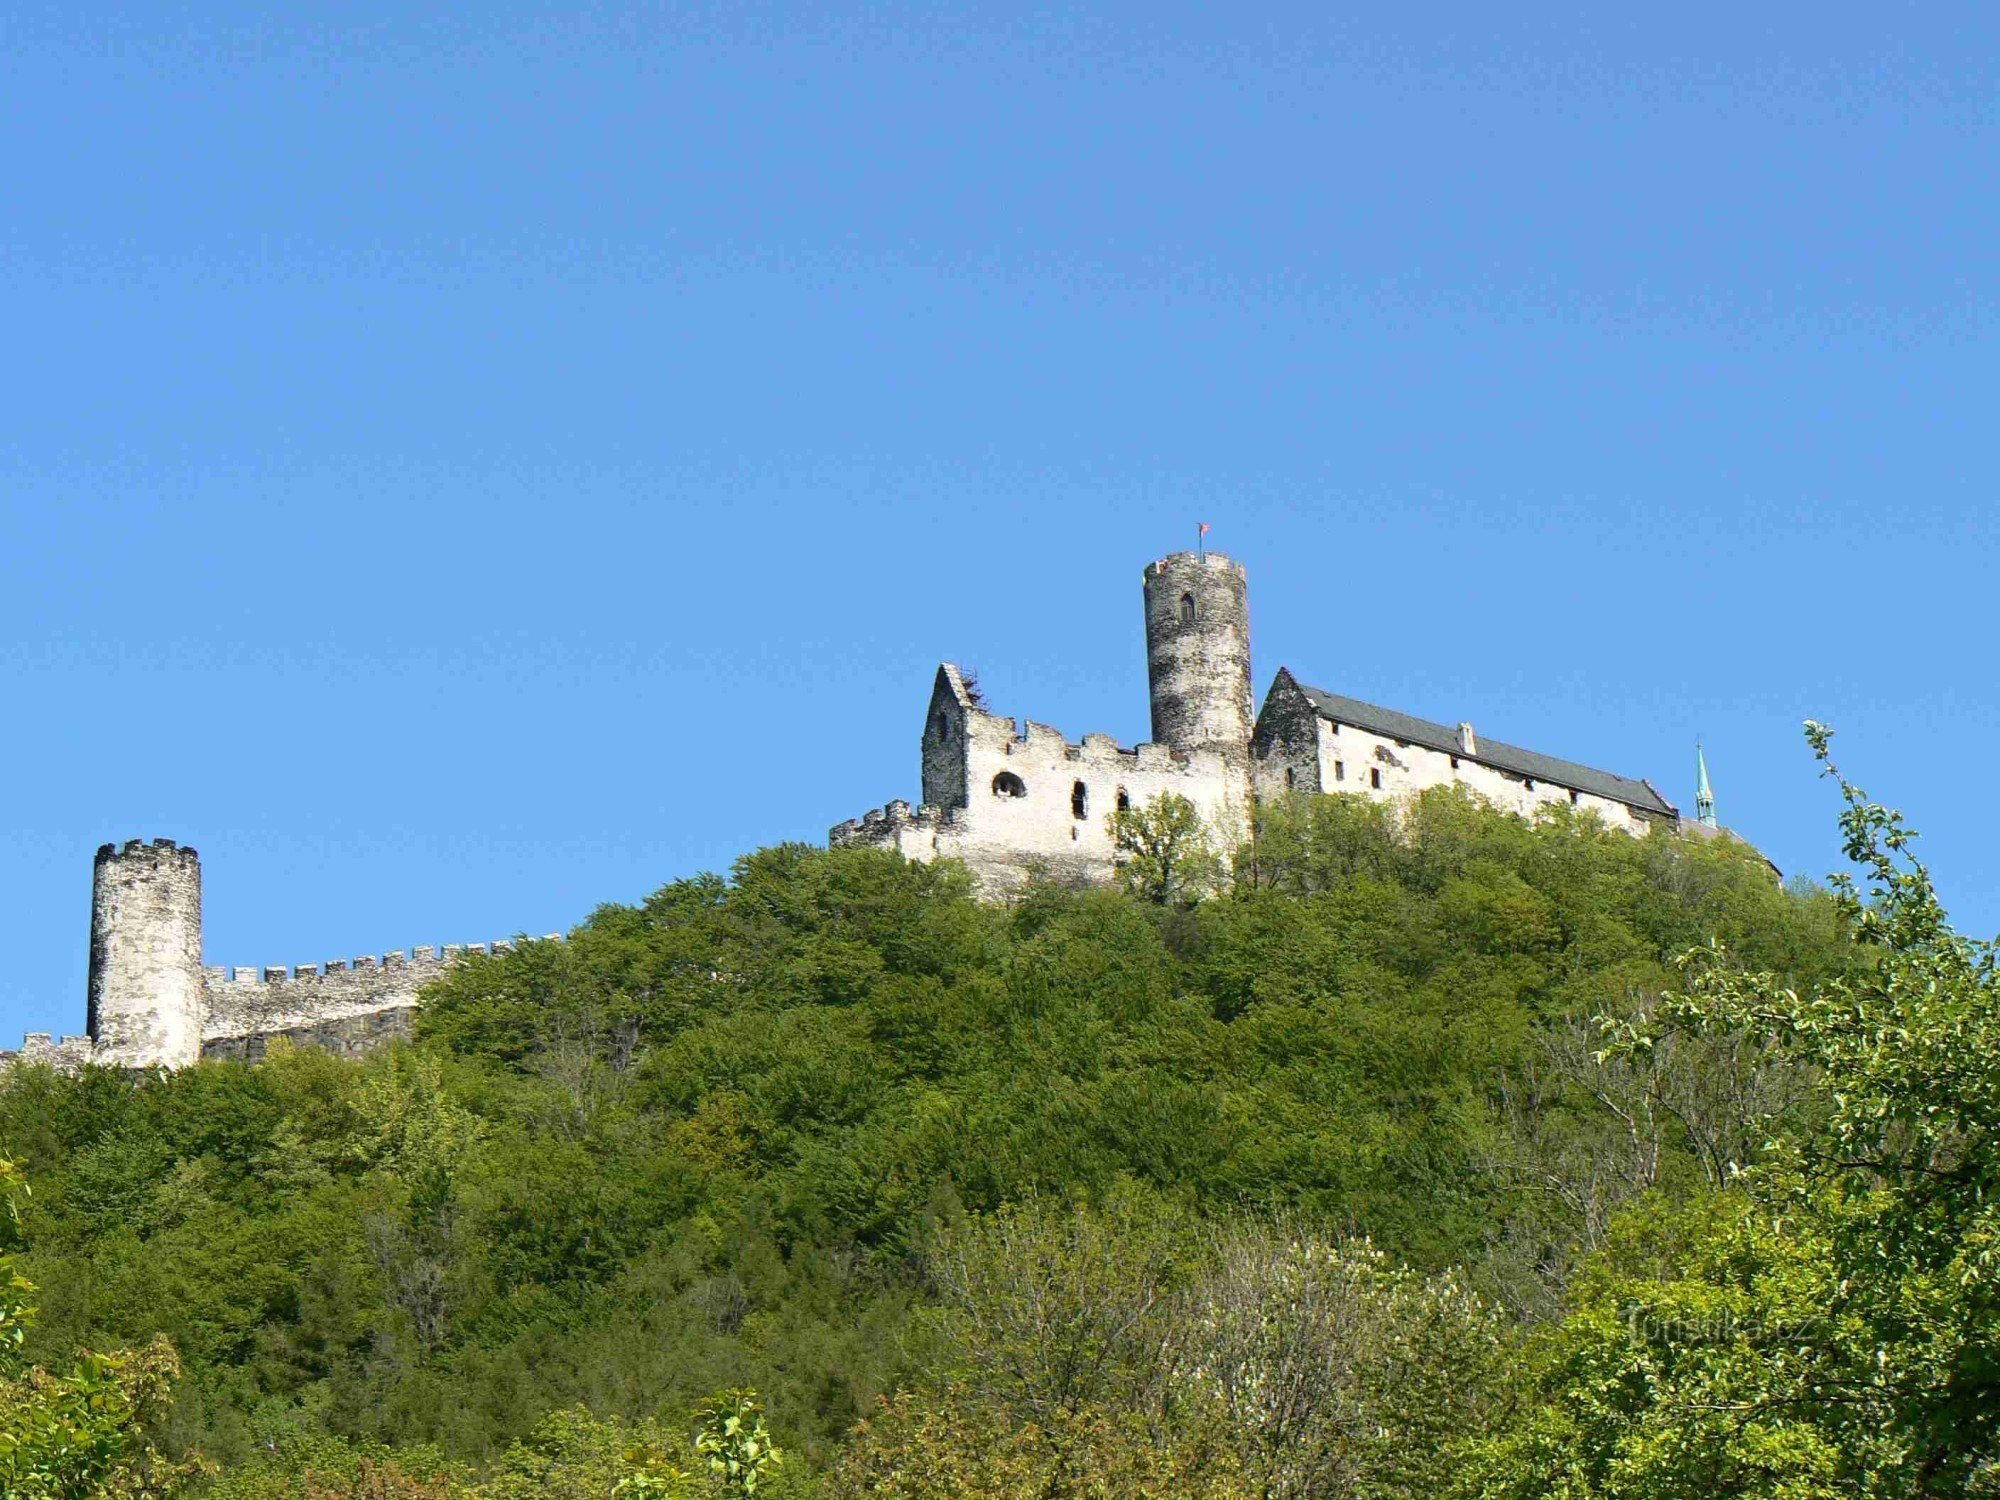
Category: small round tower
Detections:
[
  {"x1": 1142, "y1": 550, "x2": 1253, "y2": 769},
  {"x1": 87, "y1": 838, "x2": 205, "y2": 1069}
]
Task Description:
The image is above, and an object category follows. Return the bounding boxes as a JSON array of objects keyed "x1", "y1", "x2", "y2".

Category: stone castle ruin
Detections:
[
  {"x1": 5, "y1": 837, "x2": 562, "y2": 1072},
  {"x1": 832, "y1": 549, "x2": 1689, "y2": 894},
  {"x1": 14, "y1": 548, "x2": 1726, "y2": 1072}
]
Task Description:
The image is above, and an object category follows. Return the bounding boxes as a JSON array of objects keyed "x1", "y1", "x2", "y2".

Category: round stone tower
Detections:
[
  {"x1": 1142, "y1": 550, "x2": 1253, "y2": 770},
  {"x1": 87, "y1": 838, "x2": 205, "y2": 1069}
]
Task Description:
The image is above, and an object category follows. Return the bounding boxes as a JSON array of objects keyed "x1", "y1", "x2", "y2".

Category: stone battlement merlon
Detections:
[
  {"x1": 832, "y1": 800, "x2": 960, "y2": 843},
  {"x1": 97, "y1": 837, "x2": 200, "y2": 865},
  {"x1": 1147, "y1": 548, "x2": 1246, "y2": 580}
]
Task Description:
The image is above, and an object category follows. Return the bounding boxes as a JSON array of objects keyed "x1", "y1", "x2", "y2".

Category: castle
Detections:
[
  {"x1": 831, "y1": 549, "x2": 1687, "y2": 893},
  {"x1": 10, "y1": 548, "x2": 1714, "y2": 1073}
]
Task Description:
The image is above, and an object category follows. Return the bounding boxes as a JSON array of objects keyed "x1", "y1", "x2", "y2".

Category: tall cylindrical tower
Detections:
[
  {"x1": 87, "y1": 839, "x2": 205, "y2": 1069},
  {"x1": 1142, "y1": 550, "x2": 1253, "y2": 768}
]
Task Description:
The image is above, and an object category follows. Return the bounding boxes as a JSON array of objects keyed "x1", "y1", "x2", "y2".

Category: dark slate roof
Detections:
[{"x1": 1293, "y1": 682, "x2": 1679, "y2": 818}]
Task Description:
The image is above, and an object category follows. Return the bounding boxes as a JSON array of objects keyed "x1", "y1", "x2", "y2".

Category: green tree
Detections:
[
  {"x1": 1169, "y1": 1224, "x2": 1500, "y2": 1500},
  {"x1": 691, "y1": 1390, "x2": 782, "y2": 1497},
  {"x1": 0, "y1": 1157, "x2": 191, "y2": 1498},
  {"x1": 1109, "y1": 793, "x2": 1221, "y2": 905},
  {"x1": 1460, "y1": 725, "x2": 2000, "y2": 1498},
  {"x1": 350, "y1": 1050, "x2": 487, "y2": 1355},
  {"x1": 824, "y1": 1388, "x2": 1252, "y2": 1500}
]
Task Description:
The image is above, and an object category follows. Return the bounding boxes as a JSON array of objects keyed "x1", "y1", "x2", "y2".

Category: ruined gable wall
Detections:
[
  {"x1": 920, "y1": 667, "x2": 972, "y2": 811},
  {"x1": 1249, "y1": 677, "x2": 1324, "y2": 803}
]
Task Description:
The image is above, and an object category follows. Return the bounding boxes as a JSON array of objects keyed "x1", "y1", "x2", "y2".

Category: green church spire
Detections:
[{"x1": 1695, "y1": 741, "x2": 1717, "y2": 828}]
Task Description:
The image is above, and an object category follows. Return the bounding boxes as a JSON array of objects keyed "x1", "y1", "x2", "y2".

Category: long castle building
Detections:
[{"x1": 13, "y1": 548, "x2": 1724, "y2": 1072}]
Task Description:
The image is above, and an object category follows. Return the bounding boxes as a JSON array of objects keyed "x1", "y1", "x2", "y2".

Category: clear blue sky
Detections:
[{"x1": 4, "y1": 3, "x2": 1995, "y2": 1041}]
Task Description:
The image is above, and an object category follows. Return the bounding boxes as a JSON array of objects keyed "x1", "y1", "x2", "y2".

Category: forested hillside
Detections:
[{"x1": 5, "y1": 747, "x2": 1994, "y2": 1496}]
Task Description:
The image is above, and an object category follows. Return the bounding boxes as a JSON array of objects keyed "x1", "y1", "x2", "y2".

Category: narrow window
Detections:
[
  {"x1": 1449, "y1": 755, "x2": 1460, "y2": 770},
  {"x1": 1285, "y1": 766, "x2": 1296, "y2": 790},
  {"x1": 1115, "y1": 787, "x2": 1131, "y2": 813},
  {"x1": 935, "y1": 714, "x2": 952, "y2": 743},
  {"x1": 1071, "y1": 780, "x2": 1088, "y2": 819},
  {"x1": 1570, "y1": 789, "x2": 1581, "y2": 805},
  {"x1": 1334, "y1": 760, "x2": 1345, "y2": 782},
  {"x1": 1179, "y1": 592, "x2": 1196, "y2": 624},
  {"x1": 992, "y1": 771, "x2": 1027, "y2": 799},
  {"x1": 1525, "y1": 778, "x2": 1536, "y2": 792},
  {"x1": 1369, "y1": 767, "x2": 1382, "y2": 790}
]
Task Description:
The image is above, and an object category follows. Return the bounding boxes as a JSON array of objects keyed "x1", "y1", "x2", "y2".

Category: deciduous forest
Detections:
[{"x1": 6, "y1": 729, "x2": 1994, "y2": 1496}]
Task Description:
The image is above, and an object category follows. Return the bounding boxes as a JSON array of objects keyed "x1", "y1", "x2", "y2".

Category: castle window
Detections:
[
  {"x1": 1334, "y1": 760, "x2": 1345, "y2": 782},
  {"x1": 1450, "y1": 755, "x2": 1460, "y2": 770},
  {"x1": 1179, "y1": 592, "x2": 1196, "y2": 624},
  {"x1": 1525, "y1": 779, "x2": 1537, "y2": 792},
  {"x1": 1369, "y1": 767, "x2": 1382, "y2": 790},
  {"x1": 935, "y1": 713, "x2": 952, "y2": 743},
  {"x1": 1570, "y1": 789, "x2": 1581, "y2": 804},
  {"x1": 1071, "y1": 780, "x2": 1089, "y2": 819},
  {"x1": 1115, "y1": 788, "x2": 1131, "y2": 813},
  {"x1": 1285, "y1": 767, "x2": 1296, "y2": 790},
  {"x1": 992, "y1": 771, "x2": 1027, "y2": 799}
]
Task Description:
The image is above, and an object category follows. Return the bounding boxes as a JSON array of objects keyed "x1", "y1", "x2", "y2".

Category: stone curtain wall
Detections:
[
  {"x1": 4, "y1": 933, "x2": 564, "y2": 1071},
  {"x1": 199, "y1": 937, "x2": 563, "y2": 1053}
]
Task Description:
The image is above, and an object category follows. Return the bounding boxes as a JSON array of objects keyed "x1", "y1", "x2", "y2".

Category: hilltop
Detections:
[{"x1": 0, "y1": 784, "x2": 1855, "y2": 1494}]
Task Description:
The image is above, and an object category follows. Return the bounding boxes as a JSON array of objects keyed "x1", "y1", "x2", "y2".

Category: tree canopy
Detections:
[{"x1": 6, "y1": 765, "x2": 1959, "y2": 1496}]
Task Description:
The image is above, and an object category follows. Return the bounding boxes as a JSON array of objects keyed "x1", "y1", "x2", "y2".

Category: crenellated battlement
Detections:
[
  {"x1": 0, "y1": 1033, "x2": 99, "y2": 1071},
  {"x1": 196, "y1": 933, "x2": 566, "y2": 1056},
  {"x1": 194, "y1": 934, "x2": 567, "y2": 988},
  {"x1": 831, "y1": 800, "x2": 962, "y2": 846},
  {"x1": 97, "y1": 836, "x2": 201, "y2": 867}
]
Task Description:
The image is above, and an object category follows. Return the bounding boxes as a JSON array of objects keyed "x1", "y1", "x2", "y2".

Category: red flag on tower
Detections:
[{"x1": 1197, "y1": 521, "x2": 1210, "y2": 558}]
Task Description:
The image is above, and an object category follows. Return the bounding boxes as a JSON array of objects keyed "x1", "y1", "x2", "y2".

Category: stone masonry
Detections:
[{"x1": 4, "y1": 836, "x2": 562, "y2": 1072}]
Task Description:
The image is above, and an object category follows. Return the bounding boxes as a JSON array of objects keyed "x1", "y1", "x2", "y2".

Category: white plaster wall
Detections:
[
  {"x1": 948, "y1": 713, "x2": 1244, "y2": 891},
  {"x1": 835, "y1": 703, "x2": 1249, "y2": 897},
  {"x1": 1313, "y1": 720, "x2": 1655, "y2": 834}
]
